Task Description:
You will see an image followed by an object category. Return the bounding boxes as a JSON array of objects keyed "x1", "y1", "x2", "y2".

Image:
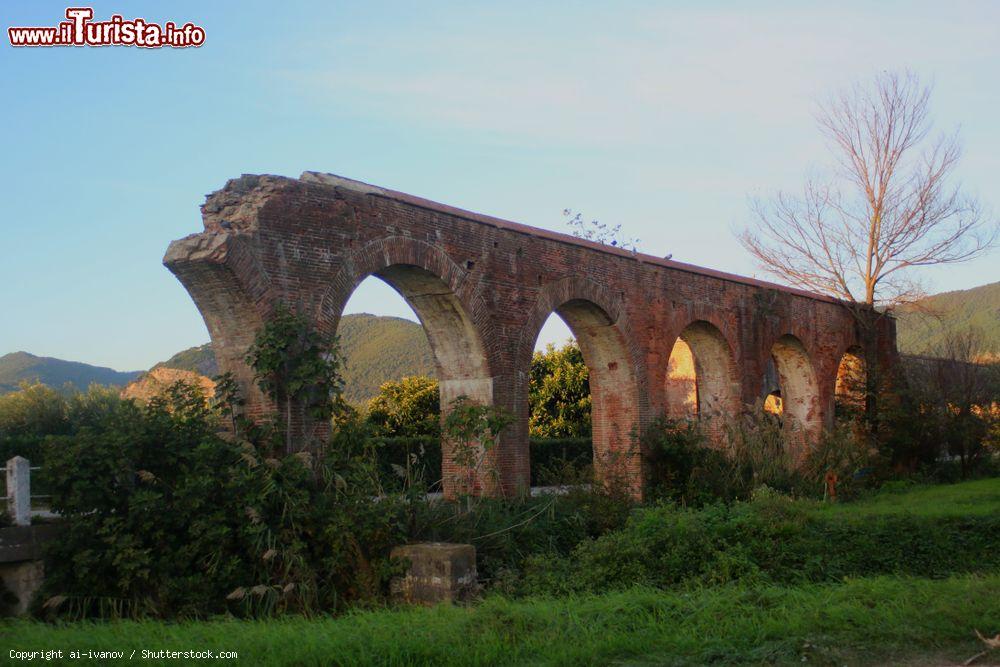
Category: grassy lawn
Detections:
[
  {"x1": 3, "y1": 574, "x2": 999, "y2": 666},
  {"x1": 809, "y1": 477, "x2": 1000, "y2": 519}
]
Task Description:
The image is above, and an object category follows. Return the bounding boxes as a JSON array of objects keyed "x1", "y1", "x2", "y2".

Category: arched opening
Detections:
[
  {"x1": 768, "y1": 334, "x2": 821, "y2": 457},
  {"x1": 528, "y1": 314, "x2": 592, "y2": 487},
  {"x1": 529, "y1": 299, "x2": 639, "y2": 491},
  {"x1": 337, "y1": 265, "x2": 493, "y2": 496},
  {"x1": 664, "y1": 339, "x2": 698, "y2": 419},
  {"x1": 761, "y1": 358, "x2": 783, "y2": 419},
  {"x1": 835, "y1": 346, "x2": 867, "y2": 418},
  {"x1": 664, "y1": 321, "x2": 739, "y2": 441}
]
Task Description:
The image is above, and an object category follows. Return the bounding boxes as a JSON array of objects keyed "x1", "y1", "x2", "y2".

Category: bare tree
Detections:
[{"x1": 740, "y1": 71, "x2": 996, "y2": 309}]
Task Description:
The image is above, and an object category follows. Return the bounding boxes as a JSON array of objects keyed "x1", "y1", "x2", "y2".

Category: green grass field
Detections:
[
  {"x1": 808, "y1": 477, "x2": 1000, "y2": 519},
  {"x1": 3, "y1": 575, "x2": 998, "y2": 666},
  {"x1": 3, "y1": 479, "x2": 999, "y2": 666}
]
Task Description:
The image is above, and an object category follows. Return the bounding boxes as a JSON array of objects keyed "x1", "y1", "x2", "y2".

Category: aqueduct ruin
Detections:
[{"x1": 164, "y1": 172, "x2": 897, "y2": 498}]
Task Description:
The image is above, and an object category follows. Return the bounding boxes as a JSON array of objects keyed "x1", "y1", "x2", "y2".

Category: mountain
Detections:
[
  {"x1": 335, "y1": 313, "x2": 435, "y2": 404},
  {"x1": 154, "y1": 313, "x2": 434, "y2": 406},
  {"x1": 0, "y1": 351, "x2": 141, "y2": 394},
  {"x1": 153, "y1": 344, "x2": 218, "y2": 377},
  {"x1": 896, "y1": 282, "x2": 1000, "y2": 356}
]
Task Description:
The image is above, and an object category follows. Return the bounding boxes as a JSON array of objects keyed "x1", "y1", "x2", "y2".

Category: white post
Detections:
[{"x1": 6, "y1": 456, "x2": 30, "y2": 526}]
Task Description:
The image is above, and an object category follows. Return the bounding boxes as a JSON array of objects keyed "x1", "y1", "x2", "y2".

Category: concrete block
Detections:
[
  {"x1": 0, "y1": 560, "x2": 43, "y2": 616},
  {"x1": 390, "y1": 542, "x2": 477, "y2": 605}
]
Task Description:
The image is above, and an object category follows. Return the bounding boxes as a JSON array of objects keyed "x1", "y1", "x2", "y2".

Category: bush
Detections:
[
  {"x1": 718, "y1": 411, "x2": 803, "y2": 497},
  {"x1": 640, "y1": 414, "x2": 882, "y2": 504},
  {"x1": 801, "y1": 420, "x2": 881, "y2": 499},
  {"x1": 37, "y1": 383, "x2": 415, "y2": 619},
  {"x1": 371, "y1": 435, "x2": 441, "y2": 491},
  {"x1": 521, "y1": 488, "x2": 1000, "y2": 596},
  {"x1": 412, "y1": 484, "x2": 633, "y2": 591},
  {"x1": 530, "y1": 437, "x2": 591, "y2": 486},
  {"x1": 365, "y1": 376, "x2": 440, "y2": 439},
  {"x1": 0, "y1": 382, "x2": 70, "y2": 466},
  {"x1": 369, "y1": 436, "x2": 594, "y2": 490},
  {"x1": 642, "y1": 417, "x2": 732, "y2": 504}
]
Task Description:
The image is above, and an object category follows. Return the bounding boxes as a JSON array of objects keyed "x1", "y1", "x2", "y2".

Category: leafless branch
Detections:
[{"x1": 740, "y1": 71, "x2": 998, "y2": 309}]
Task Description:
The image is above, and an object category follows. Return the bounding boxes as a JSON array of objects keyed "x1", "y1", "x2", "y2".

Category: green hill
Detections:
[
  {"x1": 153, "y1": 344, "x2": 218, "y2": 377},
  {"x1": 896, "y1": 282, "x2": 1000, "y2": 356},
  {"x1": 335, "y1": 313, "x2": 435, "y2": 405},
  {"x1": 154, "y1": 313, "x2": 434, "y2": 406},
  {"x1": 0, "y1": 351, "x2": 141, "y2": 394}
]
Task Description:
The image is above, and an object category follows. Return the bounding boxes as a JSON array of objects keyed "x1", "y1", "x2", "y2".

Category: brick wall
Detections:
[{"x1": 165, "y1": 172, "x2": 895, "y2": 499}]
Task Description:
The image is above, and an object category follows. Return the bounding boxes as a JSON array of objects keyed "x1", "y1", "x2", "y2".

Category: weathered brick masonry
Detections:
[{"x1": 164, "y1": 172, "x2": 896, "y2": 498}]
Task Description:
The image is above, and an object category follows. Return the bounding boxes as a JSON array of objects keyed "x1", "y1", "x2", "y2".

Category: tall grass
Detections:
[{"x1": 4, "y1": 575, "x2": 998, "y2": 666}]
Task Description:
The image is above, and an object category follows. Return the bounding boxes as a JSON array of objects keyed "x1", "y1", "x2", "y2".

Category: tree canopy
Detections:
[{"x1": 528, "y1": 341, "x2": 591, "y2": 438}]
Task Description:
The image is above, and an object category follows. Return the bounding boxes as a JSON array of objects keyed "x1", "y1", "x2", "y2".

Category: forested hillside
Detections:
[
  {"x1": 154, "y1": 313, "x2": 434, "y2": 405},
  {"x1": 0, "y1": 352, "x2": 141, "y2": 394},
  {"x1": 896, "y1": 281, "x2": 1000, "y2": 355},
  {"x1": 335, "y1": 313, "x2": 435, "y2": 404}
]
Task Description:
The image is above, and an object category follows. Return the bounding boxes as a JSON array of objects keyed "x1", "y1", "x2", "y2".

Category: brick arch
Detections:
[
  {"x1": 664, "y1": 320, "x2": 740, "y2": 430},
  {"x1": 317, "y1": 236, "x2": 495, "y2": 365},
  {"x1": 318, "y1": 237, "x2": 499, "y2": 496},
  {"x1": 769, "y1": 334, "x2": 822, "y2": 458},
  {"x1": 163, "y1": 232, "x2": 275, "y2": 423},
  {"x1": 517, "y1": 276, "x2": 646, "y2": 495},
  {"x1": 759, "y1": 321, "x2": 822, "y2": 371},
  {"x1": 756, "y1": 320, "x2": 821, "y2": 397}
]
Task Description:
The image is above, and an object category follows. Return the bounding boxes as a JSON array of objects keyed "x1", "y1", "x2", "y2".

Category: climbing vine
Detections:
[{"x1": 245, "y1": 304, "x2": 345, "y2": 453}]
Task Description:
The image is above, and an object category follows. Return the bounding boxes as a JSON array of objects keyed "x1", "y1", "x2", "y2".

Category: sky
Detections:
[{"x1": 1, "y1": 1, "x2": 998, "y2": 371}]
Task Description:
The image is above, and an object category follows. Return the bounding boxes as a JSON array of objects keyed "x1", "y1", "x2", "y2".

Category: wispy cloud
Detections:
[{"x1": 276, "y1": 3, "x2": 999, "y2": 153}]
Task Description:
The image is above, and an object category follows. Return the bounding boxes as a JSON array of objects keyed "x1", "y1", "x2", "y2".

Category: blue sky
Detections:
[{"x1": 2, "y1": 1, "x2": 998, "y2": 371}]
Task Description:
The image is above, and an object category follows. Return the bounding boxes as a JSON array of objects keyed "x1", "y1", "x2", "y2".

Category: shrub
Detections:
[
  {"x1": 719, "y1": 411, "x2": 803, "y2": 497},
  {"x1": 412, "y1": 484, "x2": 633, "y2": 591},
  {"x1": 801, "y1": 420, "x2": 882, "y2": 499},
  {"x1": 640, "y1": 413, "x2": 881, "y2": 503},
  {"x1": 520, "y1": 488, "x2": 1000, "y2": 596},
  {"x1": 39, "y1": 383, "x2": 248, "y2": 617},
  {"x1": 642, "y1": 417, "x2": 733, "y2": 505},
  {"x1": 530, "y1": 437, "x2": 591, "y2": 486},
  {"x1": 365, "y1": 376, "x2": 440, "y2": 438},
  {"x1": 371, "y1": 435, "x2": 442, "y2": 492},
  {"x1": 244, "y1": 304, "x2": 346, "y2": 454},
  {"x1": 0, "y1": 382, "x2": 70, "y2": 466},
  {"x1": 37, "y1": 384, "x2": 416, "y2": 619},
  {"x1": 367, "y1": 437, "x2": 594, "y2": 491}
]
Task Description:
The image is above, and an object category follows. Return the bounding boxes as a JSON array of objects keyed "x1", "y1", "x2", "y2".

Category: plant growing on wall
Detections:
[
  {"x1": 443, "y1": 396, "x2": 510, "y2": 504},
  {"x1": 564, "y1": 209, "x2": 640, "y2": 253},
  {"x1": 245, "y1": 304, "x2": 345, "y2": 454}
]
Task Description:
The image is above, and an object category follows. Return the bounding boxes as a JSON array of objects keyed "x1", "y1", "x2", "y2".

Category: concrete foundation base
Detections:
[
  {"x1": 0, "y1": 524, "x2": 61, "y2": 616},
  {"x1": 0, "y1": 559, "x2": 43, "y2": 615},
  {"x1": 390, "y1": 542, "x2": 477, "y2": 605}
]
